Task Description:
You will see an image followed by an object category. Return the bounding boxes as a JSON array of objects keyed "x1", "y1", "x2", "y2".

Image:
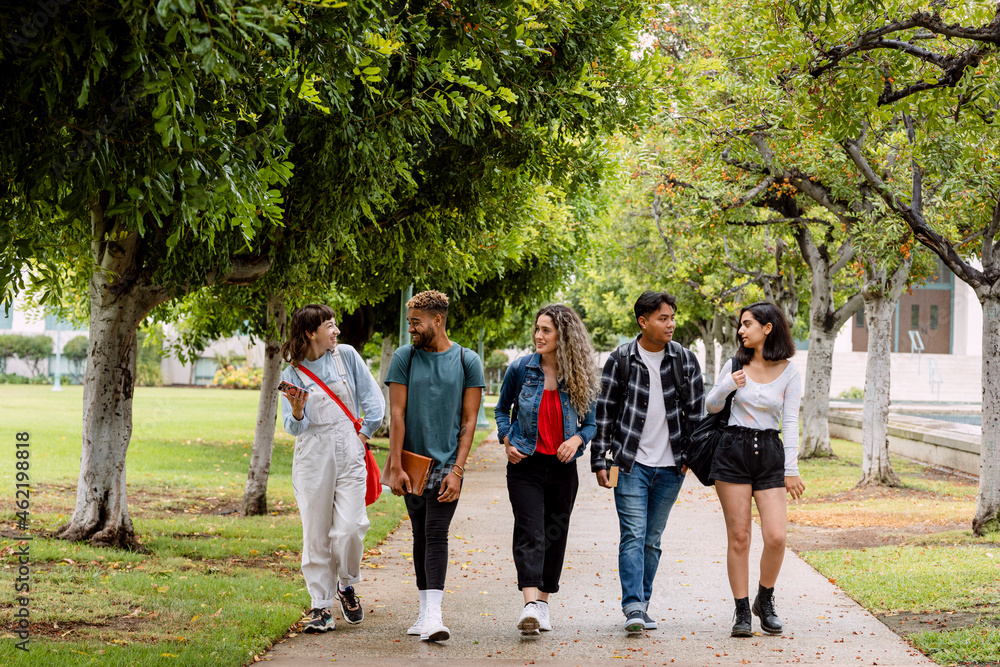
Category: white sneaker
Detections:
[
  {"x1": 421, "y1": 620, "x2": 450, "y2": 642},
  {"x1": 536, "y1": 601, "x2": 552, "y2": 631},
  {"x1": 517, "y1": 602, "x2": 541, "y2": 634},
  {"x1": 407, "y1": 613, "x2": 425, "y2": 636}
]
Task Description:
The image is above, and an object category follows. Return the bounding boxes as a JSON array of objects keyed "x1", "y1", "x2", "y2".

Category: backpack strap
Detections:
[
  {"x1": 668, "y1": 341, "x2": 691, "y2": 440},
  {"x1": 612, "y1": 343, "x2": 631, "y2": 408}
]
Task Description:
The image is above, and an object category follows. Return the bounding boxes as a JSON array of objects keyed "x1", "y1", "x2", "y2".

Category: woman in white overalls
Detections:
[{"x1": 279, "y1": 304, "x2": 385, "y2": 633}]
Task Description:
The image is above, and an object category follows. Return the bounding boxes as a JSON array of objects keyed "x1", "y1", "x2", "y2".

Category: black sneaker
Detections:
[
  {"x1": 641, "y1": 611, "x2": 658, "y2": 630},
  {"x1": 302, "y1": 607, "x2": 335, "y2": 633},
  {"x1": 338, "y1": 586, "x2": 364, "y2": 625},
  {"x1": 623, "y1": 610, "x2": 645, "y2": 633}
]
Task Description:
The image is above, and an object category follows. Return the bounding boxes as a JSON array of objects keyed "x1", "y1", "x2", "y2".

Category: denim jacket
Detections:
[{"x1": 494, "y1": 354, "x2": 597, "y2": 460}]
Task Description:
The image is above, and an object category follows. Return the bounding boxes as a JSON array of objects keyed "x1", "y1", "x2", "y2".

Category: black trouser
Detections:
[
  {"x1": 405, "y1": 485, "x2": 460, "y2": 590},
  {"x1": 506, "y1": 453, "x2": 579, "y2": 593}
]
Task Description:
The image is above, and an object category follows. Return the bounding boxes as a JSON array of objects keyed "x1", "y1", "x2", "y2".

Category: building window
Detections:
[
  {"x1": 194, "y1": 358, "x2": 218, "y2": 385},
  {"x1": 855, "y1": 309, "x2": 865, "y2": 328},
  {"x1": 930, "y1": 305, "x2": 939, "y2": 330},
  {"x1": 910, "y1": 305, "x2": 920, "y2": 329}
]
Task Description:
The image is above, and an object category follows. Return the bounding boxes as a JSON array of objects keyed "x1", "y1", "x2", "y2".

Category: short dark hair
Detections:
[
  {"x1": 734, "y1": 302, "x2": 796, "y2": 364},
  {"x1": 633, "y1": 291, "x2": 677, "y2": 324},
  {"x1": 407, "y1": 290, "x2": 449, "y2": 319},
  {"x1": 281, "y1": 304, "x2": 337, "y2": 366}
]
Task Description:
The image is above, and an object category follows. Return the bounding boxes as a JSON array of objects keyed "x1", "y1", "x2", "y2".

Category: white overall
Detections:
[{"x1": 291, "y1": 352, "x2": 370, "y2": 610}]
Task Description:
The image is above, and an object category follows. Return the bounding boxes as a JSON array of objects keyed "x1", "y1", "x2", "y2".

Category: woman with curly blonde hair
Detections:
[{"x1": 494, "y1": 304, "x2": 600, "y2": 635}]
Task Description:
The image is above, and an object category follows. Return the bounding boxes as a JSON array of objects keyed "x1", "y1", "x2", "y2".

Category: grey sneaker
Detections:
[
  {"x1": 302, "y1": 607, "x2": 335, "y2": 633},
  {"x1": 641, "y1": 611, "x2": 658, "y2": 630},
  {"x1": 623, "y1": 610, "x2": 645, "y2": 633}
]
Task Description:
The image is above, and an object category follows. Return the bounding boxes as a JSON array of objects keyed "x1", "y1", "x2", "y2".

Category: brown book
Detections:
[{"x1": 394, "y1": 450, "x2": 433, "y2": 496}]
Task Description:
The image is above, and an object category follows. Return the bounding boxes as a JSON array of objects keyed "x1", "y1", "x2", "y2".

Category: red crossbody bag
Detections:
[{"x1": 294, "y1": 362, "x2": 382, "y2": 506}]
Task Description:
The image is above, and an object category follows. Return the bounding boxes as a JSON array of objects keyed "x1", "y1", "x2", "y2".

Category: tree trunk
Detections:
[
  {"x1": 799, "y1": 325, "x2": 836, "y2": 459},
  {"x1": 856, "y1": 290, "x2": 903, "y2": 487},
  {"x1": 374, "y1": 334, "x2": 396, "y2": 437},
  {"x1": 973, "y1": 293, "x2": 1000, "y2": 535},
  {"x1": 695, "y1": 319, "x2": 717, "y2": 385},
  {"x1": 241, "y1": 291, "x2": 287, "y2": 517},
  {"x1": 717, "y1": 312, "x2": 738, "y2": 364},
  {"x1": 55, "y1": 270, "x2": 160, "y2": 550}
]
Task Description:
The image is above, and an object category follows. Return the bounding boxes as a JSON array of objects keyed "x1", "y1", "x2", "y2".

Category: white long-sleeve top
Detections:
[{"x1": 706, "y1": 358, "x2": 802, "y2": 476}]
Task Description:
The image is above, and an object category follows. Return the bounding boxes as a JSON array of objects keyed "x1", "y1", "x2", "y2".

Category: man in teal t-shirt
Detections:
[{"x1": 385, "y1": 290, "x2": 485, "y2": 643}]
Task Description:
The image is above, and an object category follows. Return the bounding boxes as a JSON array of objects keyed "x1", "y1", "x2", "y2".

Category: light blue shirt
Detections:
[{"x1": 280, "y1": 345, "x2": 385, "y2": 439}]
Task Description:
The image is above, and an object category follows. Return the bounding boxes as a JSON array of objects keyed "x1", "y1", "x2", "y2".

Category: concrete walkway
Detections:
[{"x1": 262, "y1": 436, "x2": 932, "y2": 666}]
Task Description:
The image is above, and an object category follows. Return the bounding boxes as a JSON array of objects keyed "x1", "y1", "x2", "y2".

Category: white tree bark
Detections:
[
  {"x1": 856, "y1": 258, "x2": 910, "y2": 488},
  {"x1": 717, "y1": 312, "x2": 739, "y2": 364},
  {"x1": 793, "y1": 225, "x2": 862, "y2": 459},
  {"x1": 241, "y1": 291, "x2": 287, "y2": 516},
  {"x1": 55, "y1": 245, "x2": 162, "y2": 550},
  {"x1": 57, "y1": 200, "x2": 272, "y2": 548},
  {"x1": 973, "y1": 292, "x2": 1000, "y2": 535},
  {"x1": 695, "y1": 319, "x2": 717, "y2": 384},
  {"x1": 373, "y1": 335, "x2": 396, "y2": 437}
]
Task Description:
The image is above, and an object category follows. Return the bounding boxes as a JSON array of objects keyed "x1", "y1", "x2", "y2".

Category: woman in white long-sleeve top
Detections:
[
  {"x1": 279, "y1": 304, "x2": 385, "y2": 634},
  {"x1": 705, "y1": 302, "x2": 803, "y2": 638}
]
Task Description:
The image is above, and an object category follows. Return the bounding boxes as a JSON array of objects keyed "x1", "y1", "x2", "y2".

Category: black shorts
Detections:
[{"x1": 710, "y1": 425, "x2": 786, "y2": 490}]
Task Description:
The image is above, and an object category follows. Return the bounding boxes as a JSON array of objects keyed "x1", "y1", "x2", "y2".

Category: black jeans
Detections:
[
  {"x1": 506, "y1": 453, "x2": 579, "y2": 593},
  {"x1": 405, "y1": 485, "x2": 460, "y2": 590}
]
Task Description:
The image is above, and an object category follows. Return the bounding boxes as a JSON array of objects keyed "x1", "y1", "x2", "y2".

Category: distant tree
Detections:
[{"x1": 62, "y1": 335, "x2": 89, "y2": 383}]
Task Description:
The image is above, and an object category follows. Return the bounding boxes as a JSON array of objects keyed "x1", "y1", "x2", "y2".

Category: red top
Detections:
[{"x1": 535, "y1": 390, "x2": 564, "y2": 456}]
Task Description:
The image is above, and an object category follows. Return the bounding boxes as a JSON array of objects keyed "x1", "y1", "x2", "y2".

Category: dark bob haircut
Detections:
[
  {"x1": 734, "y1": 302, "x2": 796, "y2": 365},
  {"x1": 280, "y1": 304, "x2": 336, "y2": 366},
  {"x1": 633, "y1": 290, "x2": 678, "y2": 325}
]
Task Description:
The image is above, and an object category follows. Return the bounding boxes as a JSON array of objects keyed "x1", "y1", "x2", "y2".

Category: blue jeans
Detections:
[{"x1": 614, "y1": 462, "x2": 684, "y2": 615}]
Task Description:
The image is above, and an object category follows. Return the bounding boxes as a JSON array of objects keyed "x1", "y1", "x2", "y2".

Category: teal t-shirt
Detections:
[{"x1": 385, "y1": 343, "x2": 485, "y2": 469}]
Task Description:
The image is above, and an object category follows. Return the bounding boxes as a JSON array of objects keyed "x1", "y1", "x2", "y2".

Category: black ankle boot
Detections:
[
  {"x1": 731, "y1": 597, "x2": 752, "y2": 637},
  {"x1": 752, "y1": 583, "x2": 782, "y2": 634}
]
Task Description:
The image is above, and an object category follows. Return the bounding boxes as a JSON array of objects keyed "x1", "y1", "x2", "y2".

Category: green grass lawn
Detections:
[
  {"x1": 0, "y1": 385, "x2": 495, "y2": 666},
  {"x1": 796, "y1": 439, "x2": 1000, "y2": 665}
]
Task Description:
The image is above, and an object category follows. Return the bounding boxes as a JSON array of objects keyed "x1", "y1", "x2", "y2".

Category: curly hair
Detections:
[
  {"x1": 407, "y1": 290, "x2": 449, "y2": 318},
  {"x1": 536, "y1": 304, "x2": 600, "y2": 415},
  {"x1": 280, "y1": 304, "x2": 336, "y2": 366}
]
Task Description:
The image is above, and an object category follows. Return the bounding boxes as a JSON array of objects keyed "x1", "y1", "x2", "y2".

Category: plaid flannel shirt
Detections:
[{"x1": 591, "y1": 336, "x2": 705, "y2": 474}]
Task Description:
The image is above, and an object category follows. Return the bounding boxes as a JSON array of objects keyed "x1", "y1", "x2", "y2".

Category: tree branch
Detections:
[{"x1": 842, "y1": 136, "x2": 986, "y2": 289}]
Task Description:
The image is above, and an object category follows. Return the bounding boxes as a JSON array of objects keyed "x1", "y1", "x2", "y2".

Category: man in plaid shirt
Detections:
[{"x1": 591, "y1": 291, "x2": 705, "y2": 633}]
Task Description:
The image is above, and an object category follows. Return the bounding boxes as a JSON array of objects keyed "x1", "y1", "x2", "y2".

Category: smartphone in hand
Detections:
[{"x1": 277, "y1": 380, "x2": 307, "y2": 395}]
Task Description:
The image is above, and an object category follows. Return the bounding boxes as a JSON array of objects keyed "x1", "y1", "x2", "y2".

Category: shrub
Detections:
[
  {"x1": 63, "y1": 335, "x2": 89, "y2": 383},
  {"x1": 837, "y1": 386, "x2": 865, "y2": 400},
  {"x1": 213, "y1": 365, "x2": 264, "y2": 389},
  {"x1": 136, "y1": 329, "x2": 163, "y2": 387},
  {"x1": 0, "y1": 333, "x2": 53, "y2": 377},
  {"x1": 0, "y1": 373, "x2": 29, "y2": 384}
]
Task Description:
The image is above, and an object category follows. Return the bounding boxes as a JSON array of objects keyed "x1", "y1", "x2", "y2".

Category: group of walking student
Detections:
[{"x1": 278, "y1": 289, "x2": 803, "y2": 642}]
